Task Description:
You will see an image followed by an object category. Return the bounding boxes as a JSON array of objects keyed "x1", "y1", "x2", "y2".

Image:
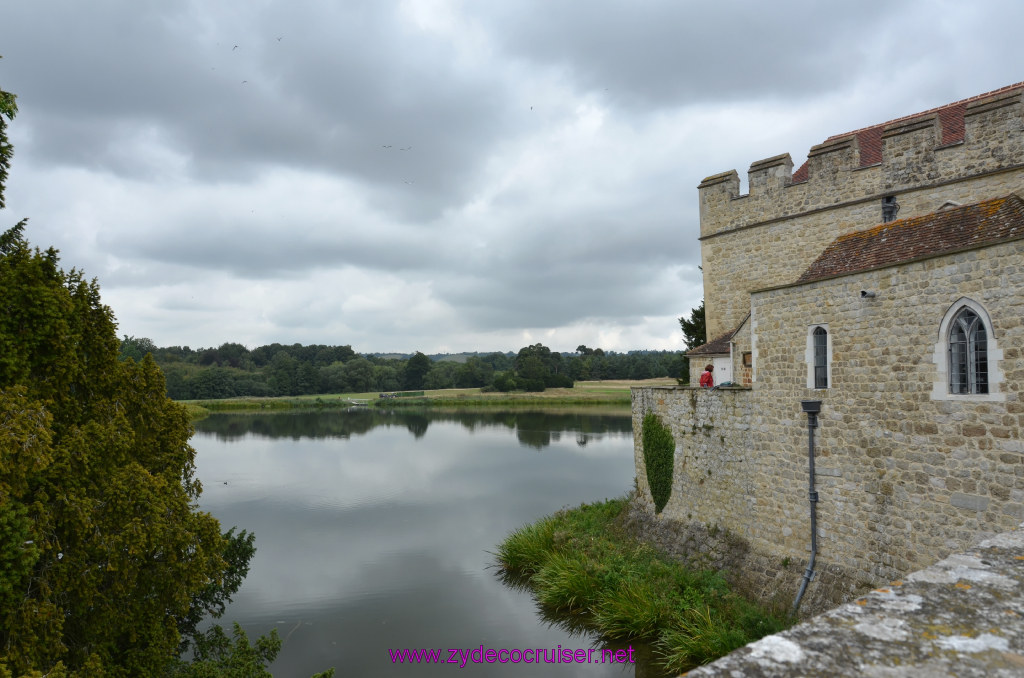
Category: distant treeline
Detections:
[{"x1": 119, "y1": 338, "x2": 688, "y2": 400}]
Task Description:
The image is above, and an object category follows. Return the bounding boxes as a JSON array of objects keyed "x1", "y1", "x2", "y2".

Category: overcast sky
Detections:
[{"x1": 2, "y1": 1, "x2": 1022, "y2": 354}]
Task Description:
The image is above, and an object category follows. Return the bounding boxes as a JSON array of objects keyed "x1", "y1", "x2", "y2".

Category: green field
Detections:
[{"x1": 179, "y1": 378, "x2": 677, "y2": 416}]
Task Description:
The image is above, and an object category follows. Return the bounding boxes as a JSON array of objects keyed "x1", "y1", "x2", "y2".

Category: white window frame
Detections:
[
  {"x1": 932, "y1": 298, "x2": 1004, "y2": 402},
  {"x1": 805, "y1": 323, "x2": 831, "y2": 390}
]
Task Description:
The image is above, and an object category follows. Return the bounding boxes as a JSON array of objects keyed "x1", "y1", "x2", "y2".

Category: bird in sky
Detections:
[{"x1": 232, "y1": 45, "x2": 239, "y2": 51}]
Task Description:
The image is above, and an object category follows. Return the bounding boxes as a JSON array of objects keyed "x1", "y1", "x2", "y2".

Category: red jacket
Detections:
[{"x1": 699, "y1": 371, "x2": 714, "y2": 388}]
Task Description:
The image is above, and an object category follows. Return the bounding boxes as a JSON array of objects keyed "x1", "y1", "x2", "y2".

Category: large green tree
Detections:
[
  {"x1": 402, "y1": 351, "x2": 431, "y2": 390},
  {"x1": 0, "y1": 74, "x2": 329, "y2": 678},
  {"x1": 0, "y1": 222, "x2": 232, "y2": 675},
  {"x1": 514, "y1": 343, "x2": 572, "y2": 390}
]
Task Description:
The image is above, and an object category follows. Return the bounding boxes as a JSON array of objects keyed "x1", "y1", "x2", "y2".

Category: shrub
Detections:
[{"x1": 642, "y1": 412, "x2": 675, "y2": 513}]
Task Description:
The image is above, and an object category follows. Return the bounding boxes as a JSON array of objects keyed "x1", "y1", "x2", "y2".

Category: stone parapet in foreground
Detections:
[{"x1": 685, "y1": 524, "x2": 1024, "y2": 677}]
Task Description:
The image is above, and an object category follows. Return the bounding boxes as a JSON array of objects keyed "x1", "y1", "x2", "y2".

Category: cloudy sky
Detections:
[{"x1": 2, "y1": 1, "x2": 1022, "y2": 354}]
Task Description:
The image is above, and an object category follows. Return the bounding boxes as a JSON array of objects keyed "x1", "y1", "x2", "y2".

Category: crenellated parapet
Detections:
[
  {"x1": 697, "y1": 84, "x2": 1024, "y2": 339},
  {"x1": 699, "y1": 86, "x2": 1024, "y2": 239}
]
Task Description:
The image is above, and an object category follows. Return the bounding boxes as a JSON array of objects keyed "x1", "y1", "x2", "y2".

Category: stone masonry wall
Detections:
[
  {"x1": 733, "y1": 319, "x2": 752, "y2": 386},
  {"x1": 632, "y1": 386, "x2": 757, "y2": 534},
  {"x1": 699, "y1": 88, "x2": 1024, "y2": 339},
  {"x1": 748, "y1": 239, "x2": 1024, "y2": 588},
  {"x1": 634, "y1": 241, "x2": 1024, "y2": 613},
  {"x1": 631, "y1": 386, "x2": 867, "y2": 616}
]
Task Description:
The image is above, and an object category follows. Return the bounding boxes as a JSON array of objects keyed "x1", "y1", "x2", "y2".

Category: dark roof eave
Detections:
[{"x1": 686, "y1": 314, "x2": 749, "y2": 356}]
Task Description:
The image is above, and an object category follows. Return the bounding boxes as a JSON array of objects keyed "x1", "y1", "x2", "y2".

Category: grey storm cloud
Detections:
[
  {"x1": 1, "y1": 0, "x2": 1023, "y2": 353},
  {"x1": 476, "y1": 0, "x2": 901, "y2": 107}
]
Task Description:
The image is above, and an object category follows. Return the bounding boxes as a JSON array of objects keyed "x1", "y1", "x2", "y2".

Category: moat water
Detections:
[{"x1": 192, "y1": 408, "x2": 654, "y2": 677}]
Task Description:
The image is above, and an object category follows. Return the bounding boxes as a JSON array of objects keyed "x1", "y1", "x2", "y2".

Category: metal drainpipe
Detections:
[{"x1": 792, "y1": 399, "x2": 822, "y2": 617}]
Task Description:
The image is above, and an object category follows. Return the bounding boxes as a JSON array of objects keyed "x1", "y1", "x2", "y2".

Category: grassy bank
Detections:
[
  {"x1": 377, "y1": 394, "x2": 632, "y2": 408},
  {"x1": 178, "y1": 378, "x2": 674, "y2": 414},
  {"x1": 179, "y1": 402, "x2": 212, "y2": 419},
  {"x1": 179, "y1": 396, "x2": 352, "y2": 413},
  {"x1": 496, "y1": 497, "x2": 789, "y2": 674}
]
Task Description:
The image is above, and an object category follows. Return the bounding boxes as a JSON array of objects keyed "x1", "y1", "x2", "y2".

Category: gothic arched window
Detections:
[{"x1": 949, "y1": 308, "x2": 988, "y2": 395}]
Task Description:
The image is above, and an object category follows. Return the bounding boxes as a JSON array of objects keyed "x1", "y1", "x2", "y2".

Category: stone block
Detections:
[{"x1": 950, "y1": 493, "x2": 990, "y2": 512}]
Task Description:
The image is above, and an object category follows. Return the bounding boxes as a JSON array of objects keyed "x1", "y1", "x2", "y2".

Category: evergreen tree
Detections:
[
  {"x1": 679, "y1": 300, "x2": 706, "y2": 350},
  {"x1": 0, "y1": 222, "x2": 230, "y2": 675},
  {"x1": 0, "y1": 74, "x2": 331, "y2": 678}
]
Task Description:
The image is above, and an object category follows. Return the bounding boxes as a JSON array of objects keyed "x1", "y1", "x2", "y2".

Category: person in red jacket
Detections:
[{"x1": 699, "y1": 364, "x2": 714, "y2": 388}]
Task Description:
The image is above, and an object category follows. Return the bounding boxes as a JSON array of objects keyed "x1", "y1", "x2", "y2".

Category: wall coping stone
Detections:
[{"x1": 684, "y1": 523, "x2": 1024, "y2": 677}]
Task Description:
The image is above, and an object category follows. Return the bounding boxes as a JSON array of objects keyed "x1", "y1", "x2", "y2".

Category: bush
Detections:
[
  {"x1": 642, "y1": 412, "x2": 675, "y2": 513},
  {"x1": 492, "y1": 371, "x2": 518, "y2": 392}
]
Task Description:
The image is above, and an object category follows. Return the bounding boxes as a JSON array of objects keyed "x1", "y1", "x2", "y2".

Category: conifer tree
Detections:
[{"x1": 0, "y1": 68, "x2": 334, "y2": 678}]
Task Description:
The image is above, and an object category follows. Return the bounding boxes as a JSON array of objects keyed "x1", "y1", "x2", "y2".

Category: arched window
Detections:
[
  {"x1": 813, "y1": 327, "x2": 828, "y2": 389},
  {"x1": 933, "y1": 299, "x2": 1002, "y2": 402},
  {"x1": 805, "y1": 324, "x2": 831, "y2": 389},
  {"x1": 948, "y1": 308, "x2": 988, "y2": 394}
]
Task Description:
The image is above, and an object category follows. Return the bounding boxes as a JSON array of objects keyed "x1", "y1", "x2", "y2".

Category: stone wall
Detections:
[
  {"x1": 633, "y1": 239, "x2": 1024, "y2": 611},
  {"x1": 733, "y1": 318, "x2": 752, "y2": 386},
  {"x1": 632, "y1": 386, "x2": 756, "y2": 535},
  {"x1": 687, "y1": 524, "x2": 1024, "y2": 677},
  {"x1": 630, "y1": 386, "x2": 867, "y2": 616},
  {"x1": 748, "y1": 239, "x2": 1024, "y2": 586},
  {"x1": 699, "y1": 88, "x2": 1024, "y2": 339}
]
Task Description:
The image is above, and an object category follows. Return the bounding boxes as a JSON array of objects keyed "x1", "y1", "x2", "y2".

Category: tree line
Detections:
[{"x1": 119, "y1": 337, "x2": 690, "y2": 399}]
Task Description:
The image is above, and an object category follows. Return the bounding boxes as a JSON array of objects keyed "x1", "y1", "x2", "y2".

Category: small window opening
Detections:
[
  {"x1": 813, "y1": 327, "x2": 828, "y2": 389},
  {"x1": 882, "y1": 196, "x2": 900, "y2": 223}
]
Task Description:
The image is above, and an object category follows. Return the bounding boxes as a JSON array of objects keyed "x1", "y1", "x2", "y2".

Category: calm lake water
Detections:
[{"x1": 191, "y1": 408, "x2": 656, "y2": 677}]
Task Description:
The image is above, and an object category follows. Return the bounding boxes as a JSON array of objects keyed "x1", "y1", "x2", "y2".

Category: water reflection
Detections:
[
  {"x1": 191, "y1": 408, "x2": 652, "y2": 677},
  {"x1": 194, "y1": 408, "x2": 634, "y2": 449}
]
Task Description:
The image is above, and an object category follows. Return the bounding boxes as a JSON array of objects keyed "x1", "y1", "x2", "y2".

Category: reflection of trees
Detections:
[
  {"x1": 193, "y1": 409, "x2": 632, "y2": 448},
  {"x1": 404, "y1": 413, "x2": 430, "y2": 439},
  {"x1": 194, "y1": 409, "x2": 384, "y2": 440},
  {"x1": 516, "y1": 428, "x2": 551, "y2": 450}
]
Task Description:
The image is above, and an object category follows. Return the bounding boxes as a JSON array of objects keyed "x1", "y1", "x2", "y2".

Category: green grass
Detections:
[
  {"x1": 177, "y1": 378, "x2": 676, "y2": 414},
  {"x1": 375, "y1": 394, "x2": 632, "y2": 408},
  {"x1": 179, "y1": 402, "x2": 211, "y2": 419},
  {"x1": 495, "y1": 497, "x2": 790, "y2": 674}
]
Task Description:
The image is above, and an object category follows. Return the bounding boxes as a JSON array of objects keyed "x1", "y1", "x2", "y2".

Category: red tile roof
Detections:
[
  {"x1": 797, "y1": 194, "x2": 1024, "y2": 284},
  {"x1": 790, "y1": 82, "x2": 1024, "y2": 183},
  {"x1": 688, "y1": 315, "x2": 748, "y2": 356}
]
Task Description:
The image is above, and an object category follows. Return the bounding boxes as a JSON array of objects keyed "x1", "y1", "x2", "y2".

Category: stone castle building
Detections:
[{"x1": 632, "y1": 82, "x2": 1024, "y2": 613}]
